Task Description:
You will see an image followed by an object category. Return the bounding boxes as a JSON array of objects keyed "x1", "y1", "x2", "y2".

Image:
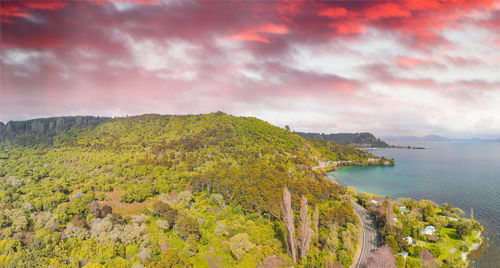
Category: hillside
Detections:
[
  {"x1": 296, "y1": 132, "x2": 390, "y2": 148},
  {"x1": 0, "y1": 113, "x2": 386, "y2": 267}
]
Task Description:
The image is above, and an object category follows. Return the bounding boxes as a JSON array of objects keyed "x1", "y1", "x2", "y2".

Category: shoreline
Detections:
[
  {"x1": 327, "y1": 166, "x2": 485, "y2": 265},
  {"x1": 462, "y1": 231, "x2": 483, "y2": 263},
  {"x1": 362, "y1": 146, "x2": 427, "y2": 150}
]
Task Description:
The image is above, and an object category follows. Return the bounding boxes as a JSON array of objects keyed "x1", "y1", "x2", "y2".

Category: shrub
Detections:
[
  {"x1": 209, "y1": 194, "x2": 224, "y2": 207},
  {"x1": 152, "y1": 201, "x2": 178, "y2": 229},
  {"x1": 64, "y1": 222, "x2": 90, "y2": 240},
  {"x1": 33, "y1": 212, "x2": 58, "y2": 230},
  {"x1": 456, "y1": 220, "x2": 473, "y2": 239},
  {"x1": 101, "y1": 205, "x2": 113, "y2": 217},
  {"x1": 178, "y1": 191, "x2": 193, "y2": 205},
  {"x1": 229, "y1": 233, "x2": 254, "y2": 260},
  {"x1": 71, "y1": 215, "x2": 88, "y2": 228},
  {"x1": 155, "y1": 248, "x2": 192, "y2": 267},
  {"x1": 174, "y1": 214, "x2": 200, "y2": 241},
  {"x1": 429, "y1": 244, "x2": 441, "y2": 258},
  {"x1": 90, "y1": 202, "x2": 102, "y2": 218},
  {"x1": 156, "y1": 220, "x2": 170, "y2": 231}
]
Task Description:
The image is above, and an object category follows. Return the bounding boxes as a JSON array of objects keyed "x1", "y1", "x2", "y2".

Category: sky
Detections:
[{"x1": 1, "y1": 0, "x2": 499, "y2": 138}]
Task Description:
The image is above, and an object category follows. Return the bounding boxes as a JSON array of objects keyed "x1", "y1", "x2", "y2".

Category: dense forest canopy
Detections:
[{"x1": 0, "y1": 112, "x2": 382, "y2": 267}]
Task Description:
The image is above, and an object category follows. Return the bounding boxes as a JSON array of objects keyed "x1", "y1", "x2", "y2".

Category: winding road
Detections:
[{"x1": 351, "y1": 200, "x2": 380, "y2": 268}]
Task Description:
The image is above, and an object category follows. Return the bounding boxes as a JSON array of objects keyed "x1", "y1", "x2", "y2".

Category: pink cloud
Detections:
[
  {"x1": 364, "y1": 2, "x2": 412, "y2": 20},
  {"x1": 1, "y1": 0, "x2": 499, "y2": 137},
  {"x1": 318, "y1": 7, "x2": 347, "y2": 18},
  {"x1": 231, "y1": 24, "x2": 287, "y2": 43},
  {"x1": 396, "y1": 56, "x2": 446, "y2": 69}
]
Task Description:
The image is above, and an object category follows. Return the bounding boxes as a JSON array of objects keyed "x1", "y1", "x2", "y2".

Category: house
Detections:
[
  {"x1": 421, "y1": 226, "x2": 436, "y2": 235},
  {"x1": 404, "y1": 236, "x2": 414, "y2": 245},
  {"x1": 369, "y1": 200, "x2": 381, "y2": 206},
  {"x1": 399, "y1": 206, "x2": 409, "y2": 214}
]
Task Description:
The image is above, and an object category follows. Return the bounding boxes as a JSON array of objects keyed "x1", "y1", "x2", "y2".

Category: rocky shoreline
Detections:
[{"x1": 462, "y1": 231, "x2": 483, "y2": 263}]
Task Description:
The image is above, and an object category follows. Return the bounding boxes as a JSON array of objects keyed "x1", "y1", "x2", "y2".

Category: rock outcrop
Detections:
[{"x1": 0, "y1": 116, "x2": 111, "y2": 142}]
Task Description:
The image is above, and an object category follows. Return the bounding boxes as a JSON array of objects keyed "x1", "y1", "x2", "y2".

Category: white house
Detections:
[
  {"x1": 421, "y1": 226, "x2": 436, "y2": 235},
  {"x1": 369, "y1": 200, "x2": 381, "y2": 206}
]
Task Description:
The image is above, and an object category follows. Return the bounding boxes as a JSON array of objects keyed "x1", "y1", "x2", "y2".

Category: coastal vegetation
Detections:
[
  {"x1": 357, "y1": 192, "x2": 482, "y2": 267},
  {"x1": 0, "y1": 113, "x2": 385, "y2": 267}
]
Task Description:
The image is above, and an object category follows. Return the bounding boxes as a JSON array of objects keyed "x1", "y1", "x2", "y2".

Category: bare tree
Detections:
[
  {"x1": 384, "y1": 197, "x2": 394, "y2": 228},
  {"x1": 299, "y1": 195, "x2": 312, "y2": 259},
  {"x1": 363, "y1": 245, "x2": 396, "y2": 268},
  {"x1": 313, "y1": 205, "x2": 319, "y2": 240},
  {"x1": 420, "y1": 249, "x2": 436, "y2": 268},
  {"x1": 282, "y1": 187, "x2": 297, "y2": 263}
]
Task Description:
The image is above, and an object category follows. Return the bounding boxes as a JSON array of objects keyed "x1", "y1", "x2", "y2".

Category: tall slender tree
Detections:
[
  {"x1": 282, "y1": 187, "x2": 297, "y2": 263},
  {"x1": 313, "y1": 205, "x2": 319, "y2": 240},
  {"x1": 299, "y1": 195, "x2": 312, "y2": 259}
]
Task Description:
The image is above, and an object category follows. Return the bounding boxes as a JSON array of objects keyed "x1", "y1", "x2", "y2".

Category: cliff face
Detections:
[
  {"x1": 0, "y1": 116, "x2": 111, "y2": 142},
  {"x1": 296, "y1": 132, "x2": 390, "y2": 148}
]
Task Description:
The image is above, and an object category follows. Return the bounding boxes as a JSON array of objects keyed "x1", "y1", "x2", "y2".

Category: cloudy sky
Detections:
[{"x1": 1, "y1": 0, "x2": 499, "y2": 138}]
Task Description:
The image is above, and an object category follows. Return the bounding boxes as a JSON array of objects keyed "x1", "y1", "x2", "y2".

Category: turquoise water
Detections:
[{"x1": 328, "y1": 142, "x2": 500, "y2": 267}]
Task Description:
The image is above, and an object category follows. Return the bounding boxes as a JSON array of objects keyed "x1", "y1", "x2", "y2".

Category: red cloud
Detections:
[
  {"x1": 329, "y1": 20, "x2": 365, "y2": 35},
  {"x1": 0, "y1": 5, "x2": 29, "y2": 23},
  {"x1": 2, "y1": 0, "x2": 498, "y2": 50},
  {"x1": 231, "y1": 24, "x2": 287, "y2": 43},
  {"x1": 88, "y1": 0, "x2": 159, "y2": 6},
  {"x1": 0, "y1": 0, "x2": 67, "y2": 23},
  {"x1": 364, "y1": 2, "x2": 412, "y2": 20},
  {"x1": 318, "y1": 7, "x2": 347, "y2": 18},
  {"x1": 23, "y1": 1, "x2": 67, "y2": 10}
]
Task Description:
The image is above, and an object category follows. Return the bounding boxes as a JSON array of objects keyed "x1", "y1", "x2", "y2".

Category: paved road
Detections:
[{"x1": 351, "y1": 200, "x2": 380, "y2": 268}]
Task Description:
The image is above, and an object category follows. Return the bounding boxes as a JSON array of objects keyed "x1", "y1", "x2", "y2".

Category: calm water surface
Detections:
[{"x1": 328, "y1": 142, "x2": 500, "y2": 267}]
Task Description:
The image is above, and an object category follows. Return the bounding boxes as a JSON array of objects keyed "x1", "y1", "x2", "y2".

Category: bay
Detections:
[{"x1": 328, "y1": 142, "x2": 500, "y2": 267}]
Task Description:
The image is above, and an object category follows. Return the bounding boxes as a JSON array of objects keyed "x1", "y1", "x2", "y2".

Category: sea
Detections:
[{"x1": 327, "y1": 142, "x2": 500, "y2": 267}]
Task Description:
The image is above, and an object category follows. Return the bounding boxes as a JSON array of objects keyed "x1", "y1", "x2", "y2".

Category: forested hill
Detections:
[
  {"x1": 0, "y1": 112, "x2": 389, "y2": 267},
  {"x1": 296, "y1": 131, "x2": 390, "y2": 148}
]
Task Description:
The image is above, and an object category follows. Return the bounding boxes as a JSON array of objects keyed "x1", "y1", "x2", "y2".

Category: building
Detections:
[{"x1": 421, "y1": 226, "x2": 436, "y2": 235}]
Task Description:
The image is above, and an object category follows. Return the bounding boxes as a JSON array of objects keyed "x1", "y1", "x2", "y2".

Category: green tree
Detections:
[
  {"x1": 456, "y1": 220, "x2": 473, "y2": 239},
  {"x1": 229, "y1": 233, "x2": 254, "y2": 260},
  {"x1": 174, "y1": 214, "x2": 200, "y2": 241}
]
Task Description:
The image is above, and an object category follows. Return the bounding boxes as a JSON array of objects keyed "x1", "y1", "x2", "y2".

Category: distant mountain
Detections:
[
  {"x1": 296, "y1": 132, "x2": 390, "y2": 148},
  {"x1": 382, "y1": 135, "x2": 500, "y2": 143},
  {"x1": 381, "y1": 135, "x2": 451, "y2": 142},
  {"x1": 453, "y1": 137, "x2": 500, "y2": 142}
]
